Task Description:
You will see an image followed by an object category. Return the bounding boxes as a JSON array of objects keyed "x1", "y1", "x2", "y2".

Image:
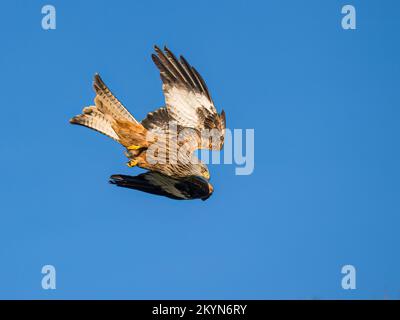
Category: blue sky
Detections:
[{"x1": 0, "y1": 0, "x2": 399, "y2": 299}]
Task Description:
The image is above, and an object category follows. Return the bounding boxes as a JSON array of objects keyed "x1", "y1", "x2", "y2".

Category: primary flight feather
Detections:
[{"x1": 70, "y1": 46, "x2": 226, "y2": 198}]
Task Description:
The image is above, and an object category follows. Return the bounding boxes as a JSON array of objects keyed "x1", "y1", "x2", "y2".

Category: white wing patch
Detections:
[
  {"x1": 151, "y1": 46, "x2": 222, "y2": 132},
  {"x1": 163, "y1": 84, "x2": 216, "y2": 129}
]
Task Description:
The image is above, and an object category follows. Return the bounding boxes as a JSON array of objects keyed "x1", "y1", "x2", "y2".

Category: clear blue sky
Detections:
[{"x1": 0, "y1": 0, "x2": 399, "y2": 299}]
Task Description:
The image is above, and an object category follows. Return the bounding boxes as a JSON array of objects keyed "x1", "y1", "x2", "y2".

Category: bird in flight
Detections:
[{"x1": 70, "y1": 46, "x2": 226, "y2": 200}]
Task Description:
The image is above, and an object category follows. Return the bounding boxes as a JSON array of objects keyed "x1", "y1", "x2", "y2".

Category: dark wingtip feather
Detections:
[
  {"x1": 151, "y1": 53, "x2": 159, "y2": 62},
  {"x1": 154, "y1": 45, "x2": 163, "y2": 54},
  {"x1": 192, "y1": 66, "x2": 212, "y2": 100},
  {"x1": 151, "y1": 53, "x2": 175, "y2": 83},
  {"x1": 93, "y1": 73, "x2": 104, "y2": 93}
]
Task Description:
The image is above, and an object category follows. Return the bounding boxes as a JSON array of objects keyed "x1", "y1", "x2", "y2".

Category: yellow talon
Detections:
[
  {"x1": 127, "y1": 159, "x2": 138, "y2": 167},
  {"x1": 127, "y1": 145, "x2": 141, "y2": 150}
]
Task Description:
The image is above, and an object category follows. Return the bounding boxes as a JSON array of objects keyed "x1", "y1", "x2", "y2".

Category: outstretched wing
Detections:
[
  {"x1": 109, "y1": 172, "x2": 212, "y2": 200},
  {"x1": 151, "y1": 46, "x2": 226, "y2": 149}
]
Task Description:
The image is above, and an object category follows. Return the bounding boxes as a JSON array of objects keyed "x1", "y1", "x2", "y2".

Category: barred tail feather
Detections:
[
  {"x1": 70, "y1": 74, "x2": 145, "y2": 145},
  {"x1": 93, "y1": 74, "x2": 138, "y2": 124},
  {"x1": 69, "y1": 106, "x2": 120, "y2": 142}
]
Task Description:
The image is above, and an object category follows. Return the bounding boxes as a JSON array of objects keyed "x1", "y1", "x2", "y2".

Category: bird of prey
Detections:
[{"x1": 70, "y1": 46, "x2": 226, "y2": 200}]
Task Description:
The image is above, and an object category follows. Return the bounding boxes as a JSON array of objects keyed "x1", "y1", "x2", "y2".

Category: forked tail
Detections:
[{"x1": 70, "y1": 74, "x2": 148, "y2": 148}]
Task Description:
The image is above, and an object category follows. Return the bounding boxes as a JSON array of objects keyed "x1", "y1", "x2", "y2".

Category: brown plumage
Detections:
[{"x1": 70, "y1": 46, "x2": 226, "y2": 187}]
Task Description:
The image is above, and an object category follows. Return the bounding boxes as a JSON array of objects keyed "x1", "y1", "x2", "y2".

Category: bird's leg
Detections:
[
  {"x1": 126, "y1": 159, "x2": 138, "y2": 167},
  {"x1": 127, "y1": 145, "x2": 142, "y2": 151}
]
